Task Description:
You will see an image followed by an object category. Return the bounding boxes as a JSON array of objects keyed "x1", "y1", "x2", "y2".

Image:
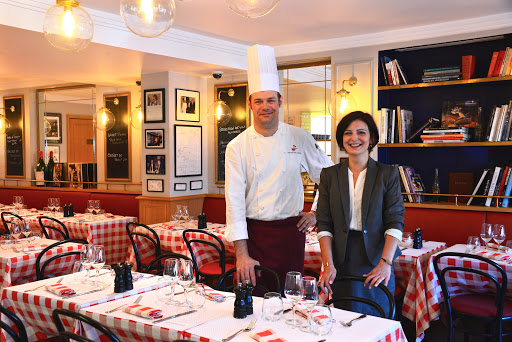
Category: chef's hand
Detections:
[
  {"x1": 363, "y1": 260, "x2": 392, "y2": 289},
  {"x1": 236, "y1": 254, "x2": 260, "y2": 285},
  {"x1": 297, "y1": 211, "x2": 316, "y2": 233}
]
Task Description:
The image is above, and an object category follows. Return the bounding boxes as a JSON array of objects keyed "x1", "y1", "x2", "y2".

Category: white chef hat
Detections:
[{"x1": 247, "y1": 44, "x2": 279, "y2": 95}]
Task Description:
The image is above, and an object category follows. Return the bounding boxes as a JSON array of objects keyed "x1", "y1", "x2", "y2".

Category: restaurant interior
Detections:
[{"x1": 0, "y1": 1, "x2": 512, "y2": 342}]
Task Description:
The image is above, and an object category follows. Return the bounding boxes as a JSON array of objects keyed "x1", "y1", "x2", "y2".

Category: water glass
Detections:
[
  {"x1": 156, "y1": 278, "x2": 173, "y2": 304},
  {"x1": 72, "y1": 260, "x2": 87, "y2": 283},
  {"x1": 262, "y1": 292, "x2": 283, "y2": 321},
  {"x1": 402, "y1": 232, "x2": 413, "y2": 247},
  {"x1": 284, "y1": 271, "x2": 302, "y2": 326},
  {"x1": 466, "y1": 236, "x2": 480, "y2": 254},
  {"x1": 310, "y1": 304, "x2": 333, "y2": 336},
  {"x1": 300, "y1": 276, "x2": 318, "y2": 332},
  {"x1": 186, "y1": 283, "x2": 206, "y2": 309}
]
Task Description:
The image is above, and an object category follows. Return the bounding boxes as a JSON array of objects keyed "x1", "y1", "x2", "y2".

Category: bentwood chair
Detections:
[
  {"x1": 52, "y1": 308, "x2": 121, "y2": 342},
  {"x1": 183, "y1": 229, "x2": 235, "y2": 283},
  {"x1": 433, "y1": 252, "x2": 512, "y2": 342},
  {"x1": 35, "y1": 238, "x2": 88, "y2": 280},
  {"x1": 324, "y1": 275, "x2": 395, "y2": 319},
  {"x1": 1, "y1": 211, "x2": 24, "y2": 234},
  {"x1": 216, "y1": 265, "x2": 281, "y2": 294},
  {"x1": 145, "y1": 252, "x2": 191, "y2": 275},
  {"x1": 0, "y1": 304, "x2": 29, "y2": 342},
  {"x1": 126, "y1": 222, "x2": 161, "y2": 272},
  {"x1": 38, "y1": 216, "x2": 70, "y2": 240}
]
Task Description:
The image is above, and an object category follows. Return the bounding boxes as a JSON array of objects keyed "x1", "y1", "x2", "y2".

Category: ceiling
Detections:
[{"x1": 1, "y1": 0, "x2": 512, "y2": 91}]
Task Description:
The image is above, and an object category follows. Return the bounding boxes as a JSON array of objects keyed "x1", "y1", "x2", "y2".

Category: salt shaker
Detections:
[
  {"x1": 243, "y1": 280, "x2": 254, "y2": 315},
  {"x1": 233, "y1": 283, "x2": 247, "y2": 319}
]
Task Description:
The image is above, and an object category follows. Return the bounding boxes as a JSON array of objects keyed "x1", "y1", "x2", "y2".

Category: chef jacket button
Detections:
[
  {"x1": 363, "y1": 230, "x2": 368, "y2": 234},
  {"x1": 280, "y1": 189, "x2": 283, "y2": 192},
  {"x1": 276, "y1": 208, "x2": 279, "y2": 211}
]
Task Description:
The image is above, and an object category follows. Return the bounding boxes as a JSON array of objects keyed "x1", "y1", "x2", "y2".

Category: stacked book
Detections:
[
  {"x1": 379, "y1": 107, "x2": 413, "y2": 143},
  {"x1": 487, "y1": 47, "x2": 512, "y2": 78},
  {"x1": 467, "y1": 165, "x2": 512, "y2": 208},
  {"x1": 420, "y1": 127, "x2": 469, "y2": 143},
  {"x1": 397, "y1": 165, "x2": 425, "y2": 203},
  {"x1": 380, "y1": 56, "x2": 408, "y2": 86},
  {"x1": 421, "y1": 66, "x2": 461, "y2": 83},
  {"x1": 486, "y1": 101, "x2": 512, "y2": 142}
]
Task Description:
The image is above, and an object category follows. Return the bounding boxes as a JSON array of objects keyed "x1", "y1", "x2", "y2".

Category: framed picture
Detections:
[
  {"x1": 175, "y1": 88, "x2": 200, "y2": 122},
  {"x1": 44, "y1": 113, "x2": 62, "y2": 144},
  {"x1": 144, "y1": 88, "x2": 165, "y2": 123},
  {"x1": 146, "y1": 155, "x2": 165, "y2": 175},
  {"x1": 46, "y1": 145, "x2": 60, "y2": 163},
  {"x1": 174, "y1": 125, "x2": 202, "y2": 177},
  {"x1": 145, "y1": 129, "x2": 164, "y2": 149},
  {"x1": 190, "y1": 180, "x2": 203, "y2": 190},
  {"x1": 147, "y1": 179, "x2": 164, "y2": 192},
  {"x1": 174, "y1": 183, "x2": 187, "y2": 191}
]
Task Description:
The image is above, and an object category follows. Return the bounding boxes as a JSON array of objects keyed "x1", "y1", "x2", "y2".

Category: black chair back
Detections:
[
  {"x1": 216, "y1": 265, "x2": 281, "y2": 294},
  {"x1": 52, "y1": 308, "x2": 120, "y2": 342},
  {"x1": 126, "y1": 222, "x2": 161, "y2": 272},
  {"x1": 38, "y1": 216, "x2": 70, "y2": 240},
  {"x1": 145, "y1": 252, "x2": 191, "y2": 275},
  {"x1": 35, "y1": 238, "x2": 88, "y2": 280},
  {"x1": 183, "y1": 229, "x2": 229, "y2": 282},
  {"x1": 0, "y1": 304, "x2": 28, "y2": 342},
  {"x1": 1, "y1": 212, "x2": 24, "y2": 235},
  {"x1": 433, "y1": 251, "x2": 510, "y2": 342},
  {"x1": 324, "y1": 275, "x2": 395, "y2": 319}
]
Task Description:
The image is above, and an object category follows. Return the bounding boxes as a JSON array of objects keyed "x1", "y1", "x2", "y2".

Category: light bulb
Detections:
[
  {"x1": 130, "y1": 106, "x2": 142, "y2": 128},
  {"x1": 209, "y1": 100, "x2": 232, "y2": 127},
  {"x1": 120, "y1": 0, "x2": 175, "y2": 38},
  {"x1": 141, "y1": 0, "x2": 154, "y2": 22},
  {"x1": 225, "y1": 0, "x2": 280, "y2": 18},
  {"x1": 93, "y1": 107, "x2": 115, "y2": 131},
  {"x1": 0, "y1": 115, "x2": 10, "y2": 134}
]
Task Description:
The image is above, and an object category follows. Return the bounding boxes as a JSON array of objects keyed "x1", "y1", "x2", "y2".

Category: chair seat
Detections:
[
  {"x1": 199, "y1": 262, "x2": 236, "y2": 276},
  {"x1": 451, "y1": 294, "x2": 512, "y2": 318},
  {"x1": 394, "y1": 286, "x2": 404, "y2": 296}
]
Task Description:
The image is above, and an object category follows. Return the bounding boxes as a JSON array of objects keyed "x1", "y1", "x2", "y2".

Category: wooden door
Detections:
[{"x1": 67, "y1": 115, "x2": 94, "y2": 163}]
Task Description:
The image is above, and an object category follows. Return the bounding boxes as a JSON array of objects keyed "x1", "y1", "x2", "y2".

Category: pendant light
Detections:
[
  {"x1": 225, "y1": 0, "x2": 280, "y2": 18},
  {"x1": 209, "y1": 88, "x2": 234, "y2": 127},
  {"x1": 43, "y1": 0, "x2": 94, "y2": 52},
  {"x1": 93, "y1": 107, "x2": 116, "y2": 131},
  {"x1": 120, "y1": 0, "x2": 176, "y2": 38},
  {"x1": 330, "y1": 76, "x2": 358, "y2": 117}
]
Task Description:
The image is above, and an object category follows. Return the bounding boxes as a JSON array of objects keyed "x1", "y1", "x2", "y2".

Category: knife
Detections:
[
  {"x1": 63, "y1": 287, "x2": 104, "y2": 299},
  {"x1": 153, "y1": 310, "x2": 197, "y2": 323}
]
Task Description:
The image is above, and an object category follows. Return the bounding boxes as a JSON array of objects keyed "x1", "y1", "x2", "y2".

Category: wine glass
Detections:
[
  {"x1": 466, "y1": 236, "x2": 481, "y2": 254},
  {"x1": 94, "y1": 200, "x2": 101, "y2": 214},
  {"x1": 493, "y1": 224, "x2": 506, "y2": 252},
  {"x1": 30, "y1": 231, "x2": 42, "y2": 246},
  {"x1": 81, "y1": 244, "x2": 95, "y2": 280},
  {"x1": 481, "y1": 223, "x2": 493, "y2": 250},
  {"x1": 21, "y1": 222, "x2": 32, "y2": 240},
  {"x1": 178, "y1": 259, "x2": 195, "y2": 306},
  {"x1": 54, "y1": 198, "x2": 61, "y2": 212},
  {"x1": 87, "y1": 200, "x2": 94, "y2": 215},
  {"x1": 10, "y1": 221, "x2": 22, "y2": 244},
  {"x1": 300, "y1": 276, "x2": 318, "y2": 332},
  {"x1": 92, "y1": 245, "x2": 105, "y2": 286},
  {"x1": 181, "y1": 206, "x2": 190, "y2": 226},
  {"x1": 284, "y1": 271, "x2": 302, "y2": 326},
  {"x1": 163, "y1": 258, "x2": 180, "y2": 304},
  {"x1": 175, "y1": 205, "x2": 183, "y2": 224}
]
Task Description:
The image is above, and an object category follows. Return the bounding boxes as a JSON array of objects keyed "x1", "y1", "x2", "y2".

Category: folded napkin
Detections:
[
  {"x1": 203, "y1": 285, "x2": 225, "y2": 301},
  {"x1": 250, "y1": 328, "x2": 287, "y2": 342},
  {"x1": 45, "y1": 284, "x2": 76, "y2": 296},
  {"x1": 23, "y1": 245, "x2": 48, "y2": 252},
  {"x1": 475, "y1": 250, "x2": 511, "y2": 262},
  {"x1": 487, "y1": 243, "x2": 510, "y2": 253},
  {"x1": 104, "y1": 213, "x2": 115, "y2": 218},
  {"x1": 295, "y1": 303, "x2": 330, "y2": 325},
  {"x1": 160, "y1": 222, "x2": 177, "y2": 230},
  {"x1": 123, "y1": 304, "x2": 163, "y2": 319}
]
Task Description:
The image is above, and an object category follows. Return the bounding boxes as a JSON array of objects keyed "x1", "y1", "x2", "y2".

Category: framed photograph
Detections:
[
  {"x1": 147, "y1": 179, "x2": 164, "y2": 192},
  {"x1": 144, "y1": 88, "x2": 165, "y2": 123},
  {"x1": 44, "y1": 113, "x2": 62, "y2": 144},
  {"x1": 145, "y1": 129, "x2": 164, "y2": 149},
  {"x1": 175, "y1": 88, "x2": 200, "y2": 122},
  {"x1": 174, "y1": 125, "x2": 202, "y2": 177},
  {"x1": 146, "y1": 155, "x2": 165, "y2": 175},
  {"x1": 190, "y1": 180, "x2": 203, "y2": 190},
  {"x1": 45, "y1": 145, "x2": 60, "y2": 163},
  {"x1": 174, "y1": 183, "x2": 187, "y2": 191}
]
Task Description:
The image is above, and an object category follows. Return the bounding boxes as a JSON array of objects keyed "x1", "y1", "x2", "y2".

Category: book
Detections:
[
  {"x1": 496, "y1": 104, "x2": 509, "y2": 141},
  {"x1": 467, "y1": 169, "x2": 489, "y2": 205},
  {"x1": 486, "y1": 106, "x2": 498, "y2": 141},
  {"x1": 421, "y1": 139, "x2": 466, "y2": 143},
  {"x1": 397, "y1": 106, "x2": 403, "y2": 143},
  {"x1": 492, "y1": 50, "x2": 506, "y2": 77},
  {"x1": 395, "y1": 59, "x2": 408, "y2": 84},
  {"x1": 404, "y1": 167, "x2": 425, "y2": 203},
  {"x1": 495, "y1": 166, "x2": 509, "y2": 207},
  {"x1": 487, "y1": 51, "x2": 499, "y2": 77},
  {"x1": 392, "y1": 60, "x2": 401, "y2": 85},
  {"x1": 380, "y1": 108, "x2": 390, "y2": 143},
  {"x1": 402, "y1": 109, "x2": 413, "y2": 142},
  {"x1": 488, "y1": 106, "x2": 503, "y2": 142},
  {"x1": 398, "y1": 166, "x2": 414, "y2": 203},
  {"x1": 502, "y1": 167, "x2": 512, "y2": 208},
  {"x1": 462, "y1": 55, "x2": 475, "y2": 80},
  {"x1": 448, "y1": 172, "x2": 474, "y2": 204},
  {"x1": 423, "y1": 66, "x2": 461, "y2": 73},
  {"x1": 480, "y1": 169, "x2": 494, "y2": 206},
  {"x1": 423, "y1": 127, "x2": 468, "y2": 134},
  {"x1": 485, "y1": 166, "x2": 502, "y2": 207},
  {"x1": 380, "y1": 57, "x2": 390, "y2": 86},
  {"x1": 406, "y1": 118, "x2": 440, "y2": 143},
  {"x1": 499, "y1": 47, "x2": 511, "y2": 76},
  {"x1": 500, "y1": 101, "x2": 512, "y2": 141},
  {"x1": 420, "y1": 134, "x2": 469, "y2": 139},
  {"x1": 422, "y1": 75, "x2": 462, "y2": 83},
  {"x1": 441, "y1": 100, "x2": 481, "y2": 135}
]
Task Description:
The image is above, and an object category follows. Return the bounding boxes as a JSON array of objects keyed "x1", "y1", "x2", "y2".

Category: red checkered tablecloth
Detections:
[{"x1": 0, "y1": 239, "x2": 84, "y2": 290}]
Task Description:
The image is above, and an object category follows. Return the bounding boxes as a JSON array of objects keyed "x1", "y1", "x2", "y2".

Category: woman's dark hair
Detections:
[{"x1": 335, "y1": 111, "x2": 379, "y2": 152}]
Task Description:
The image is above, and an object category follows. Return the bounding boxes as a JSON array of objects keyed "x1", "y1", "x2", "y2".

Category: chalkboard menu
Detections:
[
  {"x1": 215, "y1": 84, "x2": 249, "y2": 183},
  {"x1": 4, "y1": 96, "x2": 24, "y2": 178},
  {"x1": 105, "y1": 93, "x2": 131, "y2": 181}
]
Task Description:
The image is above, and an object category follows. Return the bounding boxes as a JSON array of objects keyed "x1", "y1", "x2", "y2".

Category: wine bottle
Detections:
[
  {"x1": 35, "y1": 151, "x2": 46, "y2": 187},
  {"x1": 46, "y1": 151, "x2": 55, "y2": 187}
]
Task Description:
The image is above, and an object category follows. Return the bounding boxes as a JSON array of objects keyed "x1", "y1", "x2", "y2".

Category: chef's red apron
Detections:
[{"x1": 246, "y1": 216, "x2": 305, "y2": 294}]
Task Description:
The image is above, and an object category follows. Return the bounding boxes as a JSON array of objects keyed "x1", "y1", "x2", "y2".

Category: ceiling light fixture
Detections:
[
  {"x1": 330, "y1": 76, "x2": 358, "y2": 117},
  {"x1": 43, "y1": 0, "x2": 94, "y2": 52},
  {"x1": 120, "y1": 0, "x2": 176, "y2": 38},
  {"x1": 225, "y1": 0, "x2": 280, "y2": 18},
  {"x1": 93, "y1": 107, "x2": 116, "y2": 131}
]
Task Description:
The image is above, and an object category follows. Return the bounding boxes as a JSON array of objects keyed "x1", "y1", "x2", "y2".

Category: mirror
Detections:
[{"x1": 36, "y1": 85, "x2": 96, "y2": 165}]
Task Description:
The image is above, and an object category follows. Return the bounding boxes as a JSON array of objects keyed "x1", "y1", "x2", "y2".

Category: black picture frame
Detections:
[
  {"x1": 147, "y1": 179, "x2": 164, "y2": 192},
  {"x1": 144, "y1": 88, "x2": 165, "y2": 123},
  {"x1": 190, "y1": 180, "x2": 203, "y2": 190},
  {"x1": 145, "y1": 155, "x2": 165, "y2": 175},
  {"x1": 44, "y1": 112, "x2": 62, "y2": 144},
  {"x1": 145, "y1": 128, "x2": 164, "y2": 149},
  {"x1": 174, "y1": 125, "x2": 202, "y2": 177},
  {"x1": 175, "y1": 88, "x2": 200, "y2": 122},
  {"x1": 174, "y1": 183, "x2": 187, "y2": 191}
]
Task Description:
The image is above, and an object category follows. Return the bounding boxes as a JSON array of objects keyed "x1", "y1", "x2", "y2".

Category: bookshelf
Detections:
[{"x1": 377, "y1": 34, "x2": 512, "y2": 211}]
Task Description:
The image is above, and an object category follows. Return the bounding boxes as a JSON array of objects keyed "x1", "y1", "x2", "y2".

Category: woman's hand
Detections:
[
  {"x1": 318, "y1": 264, "x2": 337, "y2": 295},
  {"x1": 363, "y1": 260, "x2": 391, "y2": 289}
]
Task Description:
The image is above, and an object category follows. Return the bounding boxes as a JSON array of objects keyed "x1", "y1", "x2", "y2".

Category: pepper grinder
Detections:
[
  {"x1": 413, "y1": 227, "x2": 423, "y2": 249},
  {"x1": 197, "y1": 213, "x2": 207, "y2": 229},
  {"x1": 114, "y1": 264, "x2": 126, "y2": 293},
  {"x1": 63, "y1": 204, "x2": 69, "y2": 217},
  {"x1": 233, "y1": 283, "x2": 247, "y2": 319},
  {"x1": 243, "y1": 280, "x2": 254, "y2": 315},
  {"x1": 124, "y1": 263, "x2": 134, "y2": 291},
  {"x1": 69, "y1": 204, "x2": 74, "y2": 217}
]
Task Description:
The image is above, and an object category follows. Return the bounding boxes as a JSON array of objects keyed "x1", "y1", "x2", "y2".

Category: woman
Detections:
[{"x1": 316, "y1": 111, "x2": 404, "y2": 316}]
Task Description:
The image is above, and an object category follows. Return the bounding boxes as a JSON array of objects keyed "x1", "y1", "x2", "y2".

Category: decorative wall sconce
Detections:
[
  {"x1": 93, "y1": 107, "x2": 115, "y2": 131},
  {"x1": 210, "y1": 88, "x2": 234, "y2": 127},
  {"x1": 225, "y1": 0, "x2": 280, "y2": 18},
  {"x1": 43, "y1": 0, "x2": 94, "y2": 52},
  {"x1": 0, "y1": 106, "x2": 14, "y2": 134},
  {"x1": 130, "y1": 104, "x2": 142, "y2": 128},
  {"x1": 330, "y1": 76, "x2": 358, "y2": 117},
  {"x1": 120, "y1": 0, "x2": 176, "y2": 38}
]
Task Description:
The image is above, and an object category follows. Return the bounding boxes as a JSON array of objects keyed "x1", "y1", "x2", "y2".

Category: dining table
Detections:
[{"x1": 0, "y1": 238, "x2": 84, "y2": 291}]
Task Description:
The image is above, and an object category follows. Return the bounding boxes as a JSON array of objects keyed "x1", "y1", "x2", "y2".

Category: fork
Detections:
[
  {"x1": 25, "y1": 277, "x2": 63, "y2": 292},
  {"x1": 339, "y1": 314, "x2": 366, "y2": 327},
  {"x1": 222, "y1": 317, "x2": 257, "y2": 342},
  {"x1": 105, "y1": 295, "x2": 143, "y2": 313}
]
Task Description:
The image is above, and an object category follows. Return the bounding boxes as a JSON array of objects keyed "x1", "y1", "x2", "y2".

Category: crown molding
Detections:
[{"x1": 274, "y1": 12, "x2": 512, "y2": 57}]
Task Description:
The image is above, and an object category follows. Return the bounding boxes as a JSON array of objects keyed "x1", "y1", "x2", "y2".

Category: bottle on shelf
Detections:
[
  {"x1": 45, "y1": 151, "x2": 55, "y2": 187},
  {"x1": 35, "y1": 151, "x2": 46, "y2": 187},
  {"x1": 432, "y1": 168, "x2": 440, "y2": 202}
]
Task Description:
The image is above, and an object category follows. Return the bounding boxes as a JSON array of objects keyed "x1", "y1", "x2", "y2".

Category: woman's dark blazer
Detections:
[{"x1": 316, "y1": 157, "x2": 405, "y2": 267}]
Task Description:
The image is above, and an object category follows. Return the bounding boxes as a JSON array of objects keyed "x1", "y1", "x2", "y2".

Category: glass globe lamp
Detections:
[
  {"x1": 210, "y1": 100, "x2": 232, "y2": 127},
  {"x1": 225, "y1": 0, "x2": 280, "y2": 18},
  {"x1": 120, "y1": 0, "x2": 176, "y2": 38},
  {"x1": 43, "y1": 0, "x2": 94, "y2": 52},
  {"x1": 130, "y1": 105, "x2": 142, "y2": 128},
  {"x1": 329, "y1": 76, "x2": 358, "y2": 117},
  {"x1": 0, "y1": 115, "x2": 10, "y2": 135},
  {"x1": 93, "y1": 107, "x2": 116, "y2": 131}
]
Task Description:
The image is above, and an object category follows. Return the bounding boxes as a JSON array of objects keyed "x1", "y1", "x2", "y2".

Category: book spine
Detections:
[
  {"x1": 501, "y1": 101, "x2": 512, "y2": 141},
  {"x1": 397, "y1": 106, "x2": 403, "y2": 143},
  {"x1": 380, "y1": 57, "x2": 390, "y2": 86},
  {"x1": 502, "y1": 168, "x2": 512, "y2": 207},
  {"x1": 467, "y1": 169, "x2": 488, "y2": 206},
  {"x1": 421, "y1": 139, "x2": 466, "y2": 143},
  {"x1": 392, "y1": 60, "x2": 400, "y2": 85},
  {"x1": 485, "y1": 166, "x2": 502, "y2": 206},
  {"x1": 499, "y1": 48, "x2": 511, "y2": 76},
  {"x1": 420, "y1": 134, "x2": 469, "y2": 139},
  {"x1": 395, "y1": 59, "x2": 408, "y2": 85},
  {"x1": 491, "y1": 168, "x2": 505, "y2": 206},
  {"x1": 486, "y1": 107, "x2": 497, "y2": 141},
  {"x1": 423, "y1": 66, "x2": 460, "y2": 72},
  {"x1": 496, "y1": 166, "x2": 510, "y2": 207},
  {"x1": 488, "y1": 51, "x2": 499, "y2": 77},
  {"x1": 380, "y1": 108, "x2": 388, "y2": 144},
  {"x1": 398, "y1": 166, "x2": 414, "y2": 203},
  {"x1": 404, "y1": 167, "x2": 419, "y2": 202},
  {"x1": 489, "y1": 107, "x2": 502, "y2": 142},
  {"x1": 462, "y1": 55, "x2": 476, "y2": 80},
  {"x1": 422, "y1": 76, "x2": 462, "y2": 82},
  {"x1": 493, "y1": 50, "x2": 506, "y2": 77}
]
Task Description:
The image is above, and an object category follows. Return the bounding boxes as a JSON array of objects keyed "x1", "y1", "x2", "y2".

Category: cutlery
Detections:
[
  {"x1": 316, "y1": 340, "x2": 326, "y2": 342},
  {"x1": 89, "y1": 271, "x2": 110, "y2": 278},
  {"x1": 153, "y1": 309, "x2": 197, "y2": 323},
  {"x1": 339, "y1": 314, "x2": 366, "y2": 327},
  {"x1": 222, "y1": 317, "x2": 257, "y2": 342},
  {"x1": 63, "y1": 287, "x2": 104, "y2": 299},
  {"x1": 105, "y1": 295, "x2": 142, "y2": 313},
  {"x1": 25, "y1": 277, "x2": 63, "y2": 292}
]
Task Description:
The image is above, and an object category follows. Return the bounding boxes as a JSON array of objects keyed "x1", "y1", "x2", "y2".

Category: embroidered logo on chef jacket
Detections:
[
  {"x1": 291, "y1": 145, "x2": 297, "y2": 151},
  {"x1": 286, "y1": 144, "x2": 301, "y2": 154}
]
